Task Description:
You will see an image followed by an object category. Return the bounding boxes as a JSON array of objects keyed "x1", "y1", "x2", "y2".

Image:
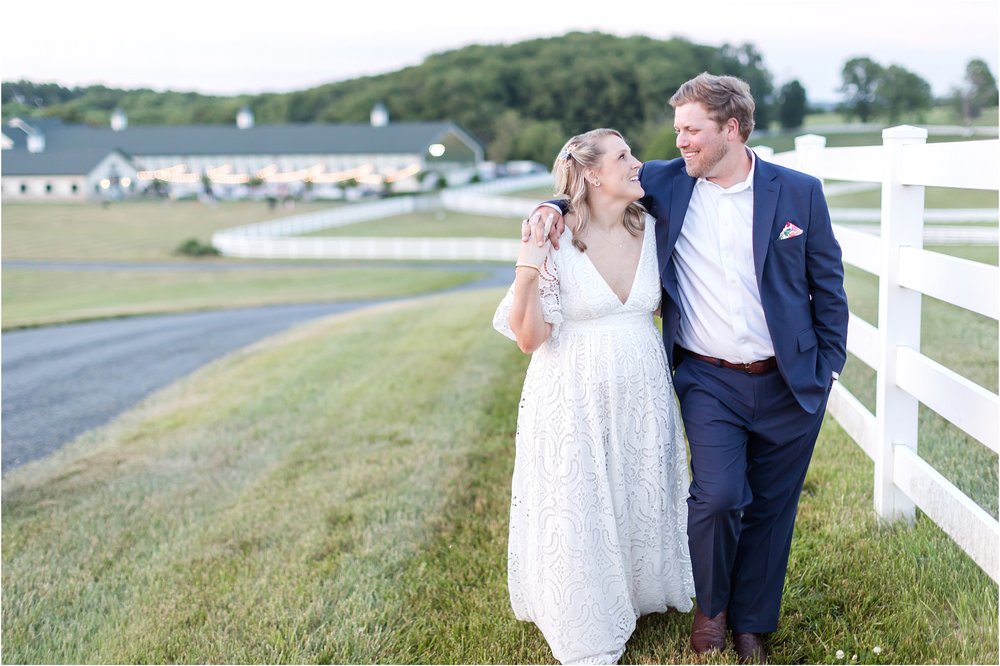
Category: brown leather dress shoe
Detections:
[
  {"x1": 733, "y1": 631, "x2": 766, "y2": 664},
  {"x1": 690, "y1": 606, "x2": 727, "y2": 653}
]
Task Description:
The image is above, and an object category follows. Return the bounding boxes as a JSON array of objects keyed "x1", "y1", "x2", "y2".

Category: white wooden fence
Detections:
[
  {"x1": 770, "y1": 128, "x2": 999, "y2": 583},
  {"x1": 211, "y1": 174, "x2": 551, "y2": 260}
]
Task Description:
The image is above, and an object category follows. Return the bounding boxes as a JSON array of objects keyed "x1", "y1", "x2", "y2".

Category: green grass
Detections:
[
  {"x1": 2, "y1": 289, "x2": 996, "y2": 664},
  {"x1": 929, "y1": 244, "x2": 1000, "y2": 265},
  {"x1": 826, "y1": 186, "x2": 998, "y2": 210},
  {"x1": 1, "y1": 265, "x2": 486, "y2": 329},
  {"x1": 803, "y1": 106, "x2": 1000, "y2": 128},
  {"x1": 0, "y1": 201, "x2": 489, "y2": 328},
  {"x1": 1, "y1": 200, "x2": 340, "y2": 261},
  {"x1": 500, "y1": 187, "x2": 557, "y2": 201},
  {"x1": 301, "y1": 210, "x2": 522, "y2": 238}
]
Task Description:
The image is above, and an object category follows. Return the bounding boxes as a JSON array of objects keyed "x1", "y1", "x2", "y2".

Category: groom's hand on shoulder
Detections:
[{"x1": 522, "y1": 204, "x2": 566, "y2": 249}]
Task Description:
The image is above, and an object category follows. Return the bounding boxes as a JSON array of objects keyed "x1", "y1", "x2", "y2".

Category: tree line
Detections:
[
  {"x1": 2, "y1": 32, "x2": 996, "y2": 164},
  {"x1": 838, "y1": 56, "x2": 997, "y2": 124}
]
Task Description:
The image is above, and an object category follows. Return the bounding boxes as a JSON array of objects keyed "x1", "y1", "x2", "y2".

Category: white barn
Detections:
[{"x1": 1, "y1": 107, "x2": 485, "y2": 202}]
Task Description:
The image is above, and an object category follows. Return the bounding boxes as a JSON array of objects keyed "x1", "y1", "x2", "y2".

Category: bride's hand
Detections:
[{"x1": 516, "y1": 215, "x2": 553, "y2": 269}]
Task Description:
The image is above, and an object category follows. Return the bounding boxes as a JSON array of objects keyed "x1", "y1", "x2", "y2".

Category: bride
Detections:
[{"x1": 494, "y1": 128, "x2": 695, "y2": 664}]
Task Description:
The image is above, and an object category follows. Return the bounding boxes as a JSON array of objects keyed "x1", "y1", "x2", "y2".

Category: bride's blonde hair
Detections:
[{"x1": 552, "y1": 128, "x2": 646, "y2": 253}]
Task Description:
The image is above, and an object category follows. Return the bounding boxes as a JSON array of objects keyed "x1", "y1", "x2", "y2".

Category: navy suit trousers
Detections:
[{"x1": 672, "y1": 354, "x2": 829, "y2": 633}]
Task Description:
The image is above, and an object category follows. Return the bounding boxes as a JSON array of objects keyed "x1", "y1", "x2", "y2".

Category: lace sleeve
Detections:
[{"x1": 492, "y1": 251, "x2": 562, "y2": 343}]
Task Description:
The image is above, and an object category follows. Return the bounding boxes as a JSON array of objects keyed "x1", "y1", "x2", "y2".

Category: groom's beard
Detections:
[{"x1": 684, "y1": 139, "x2": 729, "y2": 180}]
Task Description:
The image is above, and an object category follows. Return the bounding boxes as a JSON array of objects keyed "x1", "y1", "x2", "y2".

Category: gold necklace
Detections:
[{"x1": 589, "y1": 224, "x2": 625, "y2": 249}]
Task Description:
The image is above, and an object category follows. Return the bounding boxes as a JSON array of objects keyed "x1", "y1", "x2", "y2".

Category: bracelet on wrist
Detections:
[{"x1": 515, "y1": 262, "x2": 541, "y2": 273}]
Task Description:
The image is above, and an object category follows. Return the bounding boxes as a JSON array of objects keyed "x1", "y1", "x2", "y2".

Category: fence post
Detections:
[
  {"x1": 873, "y1": 125, "x2": 928, "y2": 522},
  {"x1": 793, "y1": 134, "x2": 826, "y2": 180}
]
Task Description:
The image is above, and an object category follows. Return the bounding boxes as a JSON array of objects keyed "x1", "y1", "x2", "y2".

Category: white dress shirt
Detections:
[{"x1": 674, "y1": 150, "x2": 775, "y2": 363}]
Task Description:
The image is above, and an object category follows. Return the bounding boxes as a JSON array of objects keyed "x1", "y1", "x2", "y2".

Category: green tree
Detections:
[
  {"x1": 639, "y1": 124, "x2": 681, "y2": 162},
  {"x1": 1, "y1": 80, "x2": 76, "y2": 106},
  {"x1": 511, "y1": 119, "x2": 566, "y2": 164},
  {"x1": 839, "y1": 56, "x2": 884, "y2": 122},
  {"x1": 953, "y1": 58, "x2": 999, "y2": 124},
  {"x1": 777, "y1": 80, "x2": 808, "y2": 130},
  {"x1": 878, "y1": 65, "x2": 932, "y2": 123},
  {"x1": 488, "y1": 110, "x2": 524, "y2": 162},
  {"x1": 716, "y1": 43, "x2": 775, "y2": 131}
]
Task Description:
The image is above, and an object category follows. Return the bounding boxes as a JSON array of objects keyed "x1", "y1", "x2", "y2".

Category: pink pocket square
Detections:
[{"x1": 778, "y1": 222, "x2": 803, "y2": 240}]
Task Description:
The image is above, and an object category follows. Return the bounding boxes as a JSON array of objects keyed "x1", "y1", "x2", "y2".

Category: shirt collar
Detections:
[{"x1": 696, "y1": 147, "x2": 756, "y2": 193}]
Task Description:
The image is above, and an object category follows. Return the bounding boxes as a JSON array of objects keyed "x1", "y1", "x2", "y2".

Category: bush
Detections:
[{"x1": 175, "y1": 238, "x2": 220, "y2": 257}]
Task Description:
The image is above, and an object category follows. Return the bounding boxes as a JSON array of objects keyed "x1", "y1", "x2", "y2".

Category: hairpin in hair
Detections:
[{"x1": 558, "y1": 146, "x2": 574, "y2": 168}]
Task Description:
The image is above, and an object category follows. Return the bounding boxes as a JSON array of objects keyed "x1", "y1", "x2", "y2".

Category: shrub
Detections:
[{"x1": 175, "y1": 238, "x2": 220, "y2": 257}]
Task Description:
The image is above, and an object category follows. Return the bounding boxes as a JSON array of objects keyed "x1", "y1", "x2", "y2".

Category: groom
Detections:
[{"x1": 526, "y1": 73, "x2": 849, "y2": 663}]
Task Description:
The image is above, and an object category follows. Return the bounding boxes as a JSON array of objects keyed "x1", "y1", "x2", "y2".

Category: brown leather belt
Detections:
[{"x1": 682, "y1": 349, "x2": 777, "y2": 374}]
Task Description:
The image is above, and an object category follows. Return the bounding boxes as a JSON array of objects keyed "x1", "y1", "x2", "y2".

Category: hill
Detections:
[{"x1": 2, "y1": 32, "x2": 774, "y2": 163}]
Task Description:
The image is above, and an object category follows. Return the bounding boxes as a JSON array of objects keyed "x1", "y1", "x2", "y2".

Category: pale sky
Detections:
[{"x1": 2, "y1": 0, "x2": 997, "y2": 103}]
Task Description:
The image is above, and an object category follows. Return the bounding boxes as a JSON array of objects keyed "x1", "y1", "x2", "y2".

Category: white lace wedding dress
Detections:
[{"x1": 493, "y1": 217, "x2": 695, "y2": 664}]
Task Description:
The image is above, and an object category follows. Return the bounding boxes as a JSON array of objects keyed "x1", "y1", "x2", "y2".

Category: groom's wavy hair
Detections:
[
  {"x1": 670, "y1": 72, "x2": 756, "y2": 142},
  {"x1": 552, "y1": 128, "x2": 646, "y2": 253}
]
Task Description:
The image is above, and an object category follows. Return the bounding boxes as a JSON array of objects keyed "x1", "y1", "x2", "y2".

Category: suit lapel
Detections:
[
  {"x1": 752, "y1": 159, "x2": 780, "y2": 289},
  {"x1": 657, "y1": 168, "x2": 695, "y2": 296},
  {"x1": 667, "y1": 169, "x2": 695, "y2": 253}
]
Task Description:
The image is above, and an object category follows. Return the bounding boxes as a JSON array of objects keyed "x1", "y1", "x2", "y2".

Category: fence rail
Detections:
[
  {"x1": 213, "y1": 235, "x2": 521, "y2": 261},
  {"x1": 212, "y1": 174, "x2": 551, "y2": 259},
  {"x1": 774, "y1": 128, "x2": 999, "y2": 583}
]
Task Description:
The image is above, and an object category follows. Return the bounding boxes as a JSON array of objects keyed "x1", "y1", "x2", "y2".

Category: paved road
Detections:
[{"x1": 2, "y1": 264, "x2": 510, "y2": 472}]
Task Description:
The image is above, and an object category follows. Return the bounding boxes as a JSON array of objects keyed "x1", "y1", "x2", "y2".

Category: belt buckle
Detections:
[{"x1": 744, "y1": 362, "x2": 753, "y2": 374}]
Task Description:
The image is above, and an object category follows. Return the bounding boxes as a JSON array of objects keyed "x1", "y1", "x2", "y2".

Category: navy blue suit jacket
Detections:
[{"x1": 639, "y1": 156, "x2": 848, "y2": 414}]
